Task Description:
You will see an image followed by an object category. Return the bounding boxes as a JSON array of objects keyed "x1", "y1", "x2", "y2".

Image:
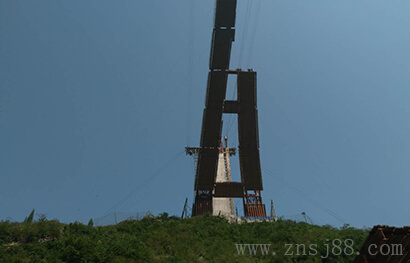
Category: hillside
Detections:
[{"x1": 0, "y1": 214, "x2": 368, "y2": 263}]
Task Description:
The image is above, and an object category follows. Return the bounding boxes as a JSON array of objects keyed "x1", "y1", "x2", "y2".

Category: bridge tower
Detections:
[{"x1": 187, "y1": 0, "x2": 267, "y2": 218}]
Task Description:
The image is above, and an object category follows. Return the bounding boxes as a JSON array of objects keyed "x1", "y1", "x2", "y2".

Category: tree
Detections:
[
  {"x1": 24, "y1": 209, "x2": 35, "y2": 223},
  {"x1": 88, "y1": 218, "x2": 94, "y2": 227}
]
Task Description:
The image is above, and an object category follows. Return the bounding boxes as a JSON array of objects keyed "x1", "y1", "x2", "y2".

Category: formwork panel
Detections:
[
  {"x1": 205, "y1": 71, "x2": 228, "y2": 108},
  {"x1": 196, "y1": 71, "x2": 228, "y2": 191},
  {"x1": 223, "y1": 100, "x2": 239, "y2": 113},
  {"x1": 200, "y1": 109, "x2": 223, "y2": 147},
  {"x1": 214, "y1": 182, "x2": 244, "y2": 197},
  {"x1": 214, "y1": 0, "x2": 237, "y2": 28},
  {"x1": 195, "y1": 148, "x2": 219, "y2": 190},
  {"x1": 200, "y1": 71, "x2": 227, "y2": 147},
  {"x1": 238, "y1": 150, "x2": 263, "y2": 190},
  {"x1": 237, "y1": 72, "x2": 263, "y2": 190},
  {"x1": 209, "y1": 28, "x2": 235, "y2": 70}
]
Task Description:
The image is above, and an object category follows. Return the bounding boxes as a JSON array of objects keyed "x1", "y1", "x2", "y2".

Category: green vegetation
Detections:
[
  {"x1": 0, "y1": 213, "x2": 368, "y2": 263},
  {"x1": 23, "y1": 209, "x2": 35, "y2": 224}
]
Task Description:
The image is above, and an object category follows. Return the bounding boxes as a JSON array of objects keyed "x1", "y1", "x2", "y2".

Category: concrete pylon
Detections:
[{"x1": 212, "y1": 152, "x2": 232, "y2": 218}]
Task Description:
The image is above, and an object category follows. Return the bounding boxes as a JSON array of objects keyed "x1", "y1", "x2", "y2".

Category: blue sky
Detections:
[{"x1": 1, "y1": 0, "x2": 410, "y2": 228}]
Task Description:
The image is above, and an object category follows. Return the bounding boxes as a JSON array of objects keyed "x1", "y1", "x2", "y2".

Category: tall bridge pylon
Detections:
[{"x1": 187, "y1": 0, "x2": 267, "y2": 218}]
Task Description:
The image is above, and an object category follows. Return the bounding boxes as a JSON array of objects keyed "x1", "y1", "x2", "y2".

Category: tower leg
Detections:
[
  {"x1": 192, "y1": 190, "x2": 213, "y2": 216},
  {"x1": 243, "y1": 190, "x2": 266, "y2": 218}
]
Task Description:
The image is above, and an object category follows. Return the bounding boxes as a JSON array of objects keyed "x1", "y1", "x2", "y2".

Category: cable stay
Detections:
[
  {"x1": 262, "y1": 167, "x2": 347, "y2": 225},
  {"x1": 101, "y1": 148, "x2": 186, "y2": 218}
]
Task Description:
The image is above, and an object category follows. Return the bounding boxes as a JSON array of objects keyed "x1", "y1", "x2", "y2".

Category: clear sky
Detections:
[{"x1": 1, "y1": 0, "x2": 410, "y2": 228}]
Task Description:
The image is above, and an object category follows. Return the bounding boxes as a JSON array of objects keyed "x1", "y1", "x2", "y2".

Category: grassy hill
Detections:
[{"x1": 0, "y1": 213, "x2": 368, "y2": 263}]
